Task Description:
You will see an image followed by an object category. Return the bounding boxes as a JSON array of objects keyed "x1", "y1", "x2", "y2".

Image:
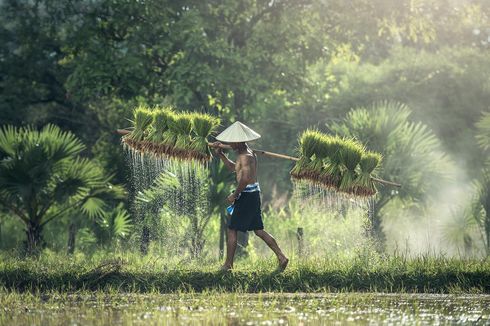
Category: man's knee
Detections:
[{"x1": 254, "y1": 229, "x2": 264, "y2": 237}]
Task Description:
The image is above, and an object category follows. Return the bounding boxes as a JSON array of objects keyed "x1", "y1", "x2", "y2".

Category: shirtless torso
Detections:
[
  {"x1": 234, "y1": 149, "x2": 257, "y2": 185},
  {"x1": 213, "y1": 142, "x2": 257, "y2": 201},
  {"x1": 211, "y1": 140, "x2": 289, "y2": 272}
]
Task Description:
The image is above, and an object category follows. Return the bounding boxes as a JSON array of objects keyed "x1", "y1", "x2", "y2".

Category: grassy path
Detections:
[{"x1": 1, "y1": 252, "x2": 489, "y2": 293}]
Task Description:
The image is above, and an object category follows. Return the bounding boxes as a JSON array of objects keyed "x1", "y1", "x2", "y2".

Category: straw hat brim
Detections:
[{"x1": 215, "y1": 121, "x2": 261, "y2": 142}]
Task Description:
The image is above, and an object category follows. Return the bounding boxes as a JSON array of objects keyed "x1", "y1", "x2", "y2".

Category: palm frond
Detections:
[
  {"x1": 0, "y1": 125, "x2": 21, "y2": 157},
  {"x1": 476, "y1": 111, "x2": 490, "y2": 151}
]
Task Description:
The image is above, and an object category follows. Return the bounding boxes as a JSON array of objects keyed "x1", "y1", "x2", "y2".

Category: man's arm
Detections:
[
  {"x1": 218, "y1": 152, "x2": 236, "y2": 172},
  {"x1": 211, "y1": 142, "x2": 235, "y2": 172}
]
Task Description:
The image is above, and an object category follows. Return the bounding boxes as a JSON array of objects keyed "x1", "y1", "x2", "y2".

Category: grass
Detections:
[{"x1": 1, "y1": 251, "x2": 489, "y2": 294}]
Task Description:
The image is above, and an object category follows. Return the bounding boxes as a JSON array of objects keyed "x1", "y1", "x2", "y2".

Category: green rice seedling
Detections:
[
  {"x1": 307, "y1": 135, "x2": 332, "y2": 182},
  {"x1": 162, "y1": 111, "x2": 178, "y2": 149},
  {"x1": 320, "y1": 136, "x2": 344, "y2": 189},
  {"x1": 338, "y1": 138, "x2": 365, "y2": 193},
  {"x1": 191, "y1": 113, "x2": 221, "y2": 160},
  {"x1": 147, "y1": 108, "x2": 173, "y2": 143},
  {"x1": 126, "y1": 105, "x2": 153, "y2": 142},
  {"x1": 353, "y1": 151, "x2": 382, "y2": 196},
  {"x1": 174, "y1": 113, "x2": 194, "y2": 156},
  {"x1": 290, "y1": 129, "x2": 323, "y2": 180}
]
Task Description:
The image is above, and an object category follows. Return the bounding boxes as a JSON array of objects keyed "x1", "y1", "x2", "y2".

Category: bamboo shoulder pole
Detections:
[{"x1": 116, "y1": 129, "x2": 401, "y2": 188}]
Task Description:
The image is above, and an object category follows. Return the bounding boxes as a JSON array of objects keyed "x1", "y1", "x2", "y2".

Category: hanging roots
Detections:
[{"x1": 290, "y1": 130, "x2": 382, "y2": 198}]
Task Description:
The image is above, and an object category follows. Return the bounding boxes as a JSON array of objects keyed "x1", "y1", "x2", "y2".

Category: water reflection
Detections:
[{"x1": 2, "y1": 293, "x2": 489, "y2": 325}]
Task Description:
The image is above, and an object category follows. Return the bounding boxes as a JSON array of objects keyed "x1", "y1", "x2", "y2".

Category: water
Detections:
[
  {"x1": 124, "y1": 144, "x2": 211, "y2": 257},
  {"x1": 123, "y1": 141, "x2": 377, "y2": 258},
  {"x1": 292, "y1": 180, "x2": 375, "y2": 230},
  {"x1": 2, "y1": 293, "x2": 489, "y2": 325}
]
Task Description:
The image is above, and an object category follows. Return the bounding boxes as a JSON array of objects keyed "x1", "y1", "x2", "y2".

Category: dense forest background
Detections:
[{"x1": 1, "y1": 0, "x2": 489, "y2": 257}]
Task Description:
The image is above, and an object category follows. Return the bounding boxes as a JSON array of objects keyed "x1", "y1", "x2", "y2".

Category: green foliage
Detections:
[
  {"x1": 473, "y1": 113, "x2": 490, "y2": 254},
  {"x1": 1, "y1": 0, "x2": 490, "y2": 256},
  {"x1": 330, "y1": 101, "x2": 454, "y2": 244},
  {"x1": 0, "y1": 124, "x2": 125, "y2": 255},
  {"x1": 95, "y1": 204, "x2": 132, "y2": 247},
  {"x1": 476, "y1": 112, "x2": 490, "y2": 152}
]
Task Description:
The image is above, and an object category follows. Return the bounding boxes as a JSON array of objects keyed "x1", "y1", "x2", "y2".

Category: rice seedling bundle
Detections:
[
  {"x1": 126, "y1": 106, "x2": 153, "y2": 142},
  {"x1": 320, "y1": 137, "x2": 344, "y2": 188},
  {"x1": 307, "y1": 135, "x2": 332, "y2": 181},
  {"x1": 191, "y1": 113, "x2": 221, "y2": 161},
  {"x1": 353, "y1": 151, "x2": 382, "y2": 196},
  {"x1": 162, "y1": 111, "x2": 178, "y2": 148},
  {"x1": 290, "y1": 130, "x2": 323, "y2": 180},
  {"x1": 338, "y1": 138, "x2": 365, "y2": 193},
  {"x1": 147, "y1": 108, "x2": 173, "y2": 143},
  {"x1": 174, "y1": 113, "x2": 194, "y2": 151},
  {"x1": 291, "y1": 131, "x2": 380, "y2": 196}
]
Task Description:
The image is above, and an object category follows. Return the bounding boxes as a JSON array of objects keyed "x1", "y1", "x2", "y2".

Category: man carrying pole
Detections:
[{"x1": 212, "y1": 121, "x2": 289, "y2": 272}]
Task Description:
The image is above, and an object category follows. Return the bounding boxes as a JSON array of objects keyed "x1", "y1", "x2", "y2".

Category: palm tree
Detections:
[
  {"x1": 0, "y1": 124, "x2": 125, "y2": 255},
  {"x1": 476, "y1": 112, "x2": 490, "y2": 154},
  {"x1": 136, "y1": 164, "x2": 214, "y2": 258},
  {"x1": 474, "y1": 112, "x2": 490, "y2": 255},
  {"x1": 329, "y1": 101, "x2": 453, "y2": 248},
  {"x1": 208, "y1": 160, "x2": 234, "y2": 259}
]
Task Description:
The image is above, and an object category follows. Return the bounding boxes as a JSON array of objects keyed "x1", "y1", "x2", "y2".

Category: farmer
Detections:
[{"x1": 212, "y1": 121, "x2": 289, "y2": 272}]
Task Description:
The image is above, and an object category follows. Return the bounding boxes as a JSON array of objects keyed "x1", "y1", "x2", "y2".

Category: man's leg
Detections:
[
  {"x1": 222, "y1": 228, "x2": 238, "y2": 270},
  {"x1": 254, "y1": 229, "x2": 289, "y2": 270}
]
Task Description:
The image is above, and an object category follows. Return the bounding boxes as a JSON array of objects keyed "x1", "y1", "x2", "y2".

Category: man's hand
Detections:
[
  {"x1": 226, "y1": 193, "x2": 236, "y2": 204},
  {"x1": 211, "y1": 141, "x2": 224, "y2": 156}
]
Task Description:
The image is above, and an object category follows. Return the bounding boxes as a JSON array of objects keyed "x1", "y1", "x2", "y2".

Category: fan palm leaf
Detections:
[{"x1": 0, "y1": 124, "x2": 124, "y2": 254}]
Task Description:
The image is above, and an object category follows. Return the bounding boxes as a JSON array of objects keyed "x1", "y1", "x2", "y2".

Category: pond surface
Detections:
[{"x1": 2, "y1": 292, "x2": 489, "y2": 325}]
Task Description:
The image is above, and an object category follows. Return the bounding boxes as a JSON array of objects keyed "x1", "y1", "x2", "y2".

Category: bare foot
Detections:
[{"x1": 277, "y1": 257, "x2": 289, "y2": 272}]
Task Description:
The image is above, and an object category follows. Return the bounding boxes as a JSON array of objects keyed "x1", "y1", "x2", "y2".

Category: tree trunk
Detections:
[
  {"x1": 25, "y1": 221, "x2": 43, "y2": 256},
  {"x1": 219, "y1": 212, "x2": 226, "y2": 259},
  {"x1": 67, "y1": 222, "x2": 77, "y2": 255},
  {"x1": 370, "y1": 203, "x2": 386, "y2": 252},
  {"x1": 140, "y1": 226, "x2": 150, "y2": 255}
]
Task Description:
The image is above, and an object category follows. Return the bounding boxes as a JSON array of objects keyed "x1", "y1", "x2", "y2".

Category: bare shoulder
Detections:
[{"x1": 237, "y1": 153, "x2": 255, "y2": 165}]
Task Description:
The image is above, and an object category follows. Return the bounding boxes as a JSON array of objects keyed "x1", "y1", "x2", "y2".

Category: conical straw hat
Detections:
[{"x1": 215, "y1": 121, "x2": 261, "y2": 142}]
